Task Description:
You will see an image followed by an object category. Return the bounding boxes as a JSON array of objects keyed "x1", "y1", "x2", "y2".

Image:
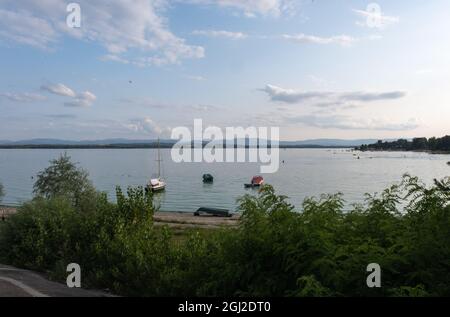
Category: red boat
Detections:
[{"x1": 245, "y1": 176, "x2": 264, "y2": 188}]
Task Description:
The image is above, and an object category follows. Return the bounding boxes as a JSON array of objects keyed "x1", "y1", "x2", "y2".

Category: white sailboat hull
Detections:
[{"x1": 148, "y1": 179, "x2": 166, "y2": 192}]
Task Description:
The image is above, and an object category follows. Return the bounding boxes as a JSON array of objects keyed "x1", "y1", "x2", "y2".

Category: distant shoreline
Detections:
[
  {"x1": 0, "y1": 144, "x2": 355, "y2": 149},
  {"x1": 358, "y1": 148, "x2": 450, "y2": 155}
]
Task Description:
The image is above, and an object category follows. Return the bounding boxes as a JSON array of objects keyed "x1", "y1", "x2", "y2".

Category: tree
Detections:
[
  {"x1": 412, "y1": 138, "x2": 428, "y2": 150},
  {"x1": 428, "y1": 137, "x2": 437, "y2": 151},
  {"x1": 33, "y1": 153, "x2": 96, "y2": 207}
]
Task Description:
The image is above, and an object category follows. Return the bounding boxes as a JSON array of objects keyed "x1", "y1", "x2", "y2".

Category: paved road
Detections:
[{"x1": 0, "y1": 264, "x2": 112, "y2": 297}]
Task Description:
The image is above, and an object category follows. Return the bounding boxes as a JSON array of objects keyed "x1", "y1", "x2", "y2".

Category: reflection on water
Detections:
[{"x1": 0, "y1": 149, "x2": 449, "y2": 212}]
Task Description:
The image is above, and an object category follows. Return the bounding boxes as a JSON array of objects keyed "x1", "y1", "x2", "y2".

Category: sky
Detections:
[{"x1": 0, "y1": 0, "x2": 449, "y2": 141}]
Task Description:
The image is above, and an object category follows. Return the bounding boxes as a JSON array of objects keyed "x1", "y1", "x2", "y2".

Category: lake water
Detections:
[{"x1": 0, "y1": 149, "x2": 449, "y2": 212}]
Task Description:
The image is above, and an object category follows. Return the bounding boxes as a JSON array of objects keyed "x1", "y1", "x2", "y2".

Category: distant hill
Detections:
[
  {"x1": 0, "y1": 138, "x2": 174, "y2": 146},
  {"x1": 0, "y1": 138, "x2": 396, "y2": 148}
]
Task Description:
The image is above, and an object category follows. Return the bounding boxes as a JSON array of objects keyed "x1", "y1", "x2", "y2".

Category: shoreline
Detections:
[
  {"x1": 356, "y1": 149, "x2": 450, "y2": 155},
  {"x1": 1, "y1": 205, "x2": 240, "y2": 228},
  {"x1": 353, "y1": 147, "x2": 450, "y2": 155},
  {"x1": 0, "y1": 206, "x2": 16, "y2": 218}
]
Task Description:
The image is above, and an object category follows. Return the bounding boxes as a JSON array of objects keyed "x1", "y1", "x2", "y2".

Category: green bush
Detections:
[
  {"x1": 0, "y1": 173, "x2": 449, "y2": 297},
  {"x1": 33, "y1": 153, "x2": 97, "y2": 209},
  {"x1": 172, "y1": 175, "x2": 450, "y2": 297}
]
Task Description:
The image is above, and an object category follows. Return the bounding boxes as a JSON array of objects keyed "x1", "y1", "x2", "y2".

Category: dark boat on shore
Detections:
[
  {"x1": 194, "y1": 207, "x2": 232, "y2": 217},
  {"x1": 244, "y1": 176, "x2": 264, "y2": 188},
  {"x1": 203, "y1": 174, "x2": 214, "y2": 183}
]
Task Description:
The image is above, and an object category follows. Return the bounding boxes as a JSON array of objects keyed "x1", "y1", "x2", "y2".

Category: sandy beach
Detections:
[
  {"x1": 0, "y1": 206, "x2": 16, "y2": 219},
  {"x1": 0, "y1": 206, "x2": 240, "y2": 228}
]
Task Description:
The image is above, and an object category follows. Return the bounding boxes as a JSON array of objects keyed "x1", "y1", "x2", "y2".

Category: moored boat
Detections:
[
  {"x1": 194, "y1": 207, "x2": 232, "y2": 217},
  {"x1": 244, "y1": 176, "x2": 264, "y2": 188},
  {"x1": 149, "y1": 177, "x2": 166, "y2": 192},
  {"x1": 147, "y1": 138, "x2": 166, "y2": 192},
  {"x1": 203, "y1": 174, "x2": 214, "y2": 183}
]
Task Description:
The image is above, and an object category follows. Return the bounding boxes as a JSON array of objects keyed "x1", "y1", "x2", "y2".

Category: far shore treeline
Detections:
[{"x1": 358, "y1": 135, "x2": 450, "y2": 153}]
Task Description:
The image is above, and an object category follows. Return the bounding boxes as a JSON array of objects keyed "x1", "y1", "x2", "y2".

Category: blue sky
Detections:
[{"x1": 1, "y1": 0, "x2": 449, "y2": 141}]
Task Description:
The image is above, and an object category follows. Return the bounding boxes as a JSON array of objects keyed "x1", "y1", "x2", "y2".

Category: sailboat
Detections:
[{"x1": 147, "y1": 138, "x2": 166, "y2": 192}]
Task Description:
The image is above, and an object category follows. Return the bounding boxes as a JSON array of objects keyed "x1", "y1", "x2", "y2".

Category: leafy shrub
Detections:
[
  {"x1": 33, "y1": 153, "x2": 97, "y2": 208},
  {"x1": 0, "y1": 172, "x2": 449, "y2": 297}
]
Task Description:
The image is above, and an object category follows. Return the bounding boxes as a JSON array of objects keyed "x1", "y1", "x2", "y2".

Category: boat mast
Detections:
[{"x1": 157, "y1": 138, "x2": 161, "y2": 178}]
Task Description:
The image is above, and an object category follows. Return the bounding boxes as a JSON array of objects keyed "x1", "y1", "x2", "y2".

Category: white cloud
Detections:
[
  {"x1": 126, "y1": 117, "x2": 169, "y2": 136},
  {"x1": 40, "y1": 83, "x2": 96, "y2": 107},
  {"x1": 184, "y1": 75, "x2": 206, "y2": 81},
  {"x1": 0, "y1": 9, "x2": 58, "y2": 50},
  {"x1": 366, "y1": 34, "x2": 383, "y2": 41},
  {"x1": 0, "y1": 1, "x2": 301, "y2": 66},
  {"x1": 64, "y1": 100, "x2": 91, "y2": 108},
  {"x1": 184, "y1": 0, "x2": 298, "y2": 17},
  {"x1": 40, "y1": 83, "x2": 76, "y2": 97},
  {"x1": 46, "y1": 114, "x2": 77, "y2": 119},
  {"x1": 65, "y1": 91, "x2": 97, "y2": 107},
  {"x1": 262, "y1": 84, "x2": 330, "y2": 103},
  {"x1": 0, "y1": 92, "x2": 47, "y2": 103},
  {"x1": 78, "y1": 91, "x2": 97, "y2": 102},
  {"x1": 119, "y1": 97, "x2": 171, "y2": 109},
  {"x1": 141, "y1": 118, "x2": 163, "y2": 135},
  {"x1": 282, "y1": 33, "x2": 356, "y2": 46},
  {"x1": 244, "y1": 11, "x2": 257, "y2": 18},
  {"x1": 192, "y1": 30, "x2": 248, "y2": 40},
  {"x1": 0, "y1": 0, "x2": 204, "y2": 66},
  {"x1": 260, "y1": 84, "x2": 413, "y2": 132},
  {"x1": 189, "y1": 104, "x2": 220, "y2": 111},
  {"x1": 100, "y1": 54, "x2": 130, "y2": 65},
  {"x1": 261, "y1": 84, "x2": 406, "y2": 105},
  {"x1": 287, "y1": 115, "x2": 419, "y2": 131},
  {"x1": 341, "y1": 91, "x2": 406, "y2": 102}
]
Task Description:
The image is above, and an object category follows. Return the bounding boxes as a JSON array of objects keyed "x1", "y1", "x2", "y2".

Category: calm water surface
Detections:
[{"x1": 0, "y1": 149, "x2": 449, "y2": 212}]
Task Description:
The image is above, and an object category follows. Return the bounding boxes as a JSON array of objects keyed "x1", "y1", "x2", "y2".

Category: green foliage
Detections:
[
  {"x1": 292, "y1": 275, "x2": 332, "y2": 297},
  {"x1": 388, "y1": 284, "x2": 429, "y2": 297},
  {"x1": 0, "y1": 170, "x2": 449, "y2": 297},
  {"x1": 359, "y1": 135, "x2": 450, "y2": 152},
  {"x1": 116, "y1": 186, "x2": 155, "y2": 225},
  {"x1": 33, "y1": 153, "x2": 96, "y2": 207}
]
